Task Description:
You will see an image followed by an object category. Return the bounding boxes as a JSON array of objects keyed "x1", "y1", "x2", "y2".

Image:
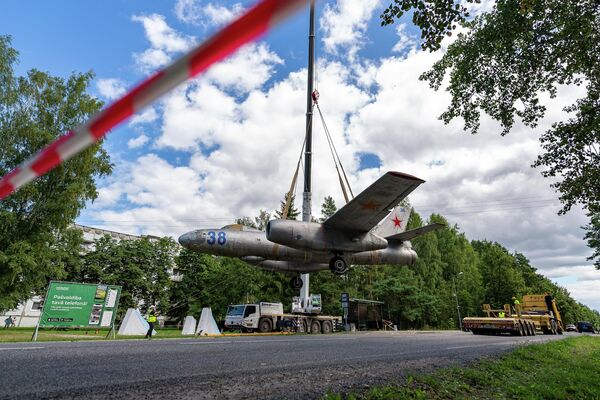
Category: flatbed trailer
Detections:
[
  {"x1": 463, "y1": 316, "x2": 537, "y2": 336},
  {"x1": 463, "y1": 294, "x2": 563, "y2": 336}
]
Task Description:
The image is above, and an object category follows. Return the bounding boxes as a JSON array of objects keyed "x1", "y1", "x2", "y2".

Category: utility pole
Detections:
[
  {"x1": 452, "y1": 272, "x2": 464, "y2": 331},
  {"x1": 299, "y1": 0, "x2": 316, "y2": 310}
]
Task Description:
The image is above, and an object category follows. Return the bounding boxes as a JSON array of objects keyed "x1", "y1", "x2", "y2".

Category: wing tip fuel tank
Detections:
[{"x1": 388, "y1": 171, "x2": 425, "y2": 183}]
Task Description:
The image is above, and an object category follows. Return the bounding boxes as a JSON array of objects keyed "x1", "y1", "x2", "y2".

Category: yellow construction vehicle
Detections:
[
  {"x1": 519, "y1": 294, "x2": 564, "y2": 334},
  {"x1": 463, "y1": 294, "x2": 563, "y2": 336}
]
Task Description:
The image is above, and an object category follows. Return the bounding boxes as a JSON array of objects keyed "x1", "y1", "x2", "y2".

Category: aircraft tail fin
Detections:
[
  {"x1": 371, "y1": 205, "x2": 412, "y2": 238},
  {"x1": 386, "y1": 223, "x2": 445, "y2": 242}
]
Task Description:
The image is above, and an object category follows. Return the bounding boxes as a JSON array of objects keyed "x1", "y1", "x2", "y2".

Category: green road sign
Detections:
[{"x1": 40, "y1": 281, "x2": 121, "y2": 328}]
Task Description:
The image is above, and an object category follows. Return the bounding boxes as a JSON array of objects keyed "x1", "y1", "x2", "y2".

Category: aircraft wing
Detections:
[
  {"x1": 386, "y1": 223, "x2": 445, "y2": 242},
  {"x1": 323, "y1": 171, "x2": 425, "y2": 233}
]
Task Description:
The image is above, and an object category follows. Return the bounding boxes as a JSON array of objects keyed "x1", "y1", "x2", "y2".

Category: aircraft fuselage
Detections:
[{"x1": 178, "y1": 227, "x2": 417, "y2": 272}]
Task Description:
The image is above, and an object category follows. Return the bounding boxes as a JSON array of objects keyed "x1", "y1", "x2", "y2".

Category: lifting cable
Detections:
[
  {"x1": 310, "y1": 28, "x2": 352, "y2": 202},
  {"x1": 314, "y1": 93, "x2": 354, "y2": 203}
]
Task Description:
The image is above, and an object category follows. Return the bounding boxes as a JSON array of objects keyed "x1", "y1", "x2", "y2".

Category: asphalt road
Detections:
[{"x1": 0, "y1": 331, "x2": 570, "y2": 399}]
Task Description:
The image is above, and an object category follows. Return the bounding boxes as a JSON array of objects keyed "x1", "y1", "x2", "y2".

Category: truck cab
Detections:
[{"x1": 225, "y1": 304, "x2": 258, "y2": 331}]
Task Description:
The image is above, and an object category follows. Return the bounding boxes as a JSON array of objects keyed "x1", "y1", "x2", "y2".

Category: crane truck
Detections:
[{"x1": 224, "y1": 295, "x2": 341, "y2": 334}]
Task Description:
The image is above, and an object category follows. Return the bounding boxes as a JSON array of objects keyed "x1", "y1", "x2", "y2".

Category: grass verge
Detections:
[
  {"x1": 0, "y1": 327, "x2": 190, "y2": 342},
  {"x1": 324, "y1": 336, "x2": 600, "y2": 399},
  {"x1": 0, "y1": 327, "x2": 295, "y2": 342}
]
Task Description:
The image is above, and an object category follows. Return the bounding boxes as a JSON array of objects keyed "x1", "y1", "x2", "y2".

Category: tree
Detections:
[
  {"x1": 235, "y1": 217, "x2": 257, "y2": 229},
  {"x1": 236, "y1": 209, "x2": 271, "y2": 231},
  {"x1": 584, "y1": 212, "x2": 600, "y2": 269},
  {"x1": 320, "y1": 196, "x2": 337, "y2": 221},
  {"x1": 275, "y1": 193, "x2": 300, "y2": 220},
  {"x1": 0, "y1": 36, "x2": 111, "y2": 311},
  {"x1": 169, "y1": 249, "x2": 218, "y2": 320},
  {"x1": 80, "y1": 236, "x2": 177, "y2": 315},
  {"x1": 472, "y1": 240, "x2": 526, "y2": 307},
  {"x1": 381, "y1": 0, "x2": 472, "y2": 51},
  {"x1": 381, "y1": 1, "x2": 600, "y2": 265}
]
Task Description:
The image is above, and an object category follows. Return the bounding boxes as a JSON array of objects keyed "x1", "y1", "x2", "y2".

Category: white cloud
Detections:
[
  {"x1": 87, "y1": 154, "x2": 230, "y2": 235},
  {"x1": 128, "y1": 135, "x2": 150, "y2": 149},
  {"x1": 320, "y1": 0, "x2": 381, "y2": 58},
  {"x1": 175, "y1": 0, "x2": 244, "y2": 28},
  {"x1": 174, "y1": 0, "x2": 200, "y2": 24},
  {"x1": 132, "y1": 13, "x2": 196, "y2": 71},
  {"x1": 130, "y1": 107, "x2": 158, "y2": 126},
  {"x1": 546, "y1": 266, "x2": 600, "y2": 282},
  {"x1": 96, "y1": 78, "x2": 126, "y2": 100},
  {"x1": 392, "y1": 23, "x2": 418, "y2": 54},
  {"x1": 94, "y1": 185, "x2": 124, "y2": 208},
  {"x1": 205, "y1": 43, "x2": 283, "y2": 92},
  {"x1": 132, "y1": 13, "x2": 195, "y2": 52},
  {"x1": 156, "y1": 80, "x2": 239, "y2": 151},
  {"x1": 133, "y1": 48, "x2": 171, "y2": 71}
]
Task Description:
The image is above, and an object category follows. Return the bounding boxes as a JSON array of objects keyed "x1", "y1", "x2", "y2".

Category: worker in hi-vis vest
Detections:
[
  {"x1": 498, "y1": 311, "x2": 505, "y2": 318},
  {"x1": 512, "y1": 297, "x2": 521, "y2": 315},
  {"x1": 145, "y1": 309, "x2": 157, "y2": 339}
]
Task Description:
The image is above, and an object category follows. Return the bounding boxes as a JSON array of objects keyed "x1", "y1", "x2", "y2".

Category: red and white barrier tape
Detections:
[{"x1": 0, "y1": 0, "x2": 308, "y2": 200}]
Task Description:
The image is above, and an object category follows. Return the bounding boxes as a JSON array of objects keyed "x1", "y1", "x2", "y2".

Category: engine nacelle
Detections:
[
  {"x1": 266, "y1": 219, "x2": 388, "y2": 253},
  {"x1": 349, "y1": 243, "x2": 417, "y2": 266},
  {"x1": 240, "y1": 256, "x2": 265, "y2": 265}
]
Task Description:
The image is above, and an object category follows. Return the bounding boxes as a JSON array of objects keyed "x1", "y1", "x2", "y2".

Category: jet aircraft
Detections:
[{"x1": 178, "y1": 171, "x2": 443, "y2": 288}]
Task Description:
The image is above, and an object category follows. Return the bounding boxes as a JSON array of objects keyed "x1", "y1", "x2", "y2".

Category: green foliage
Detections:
[
  {"x1": 471, "y1": 240, "x2": 526, "y2": 307},
  {"x1": 275, "y1": 193, "x2": 300, "y2": 220},
  {"x1": 320, "y1": 195, "x2": 338, "y2": 221},
  {"x1": 77, "y1": 236, "x2": 178, "y2": 316},
  {"x1": 373, "y1": 266, "x2": 443, "y2": 328},
  {"x1": 170, "y1": 249, "x2": 297, "y2": 320},
  {"x1": 0, "y1": 36, "x2": 111, "y2": 311},
  {"x1": 236, "y1": 210, "x2": 271, "y2": 231},
  {"x1": 584, "y1": 212, "x2": 600, "y2": 269},
  {"x1": 380, "y1": 0, "x2": 472, "y2": 51}
]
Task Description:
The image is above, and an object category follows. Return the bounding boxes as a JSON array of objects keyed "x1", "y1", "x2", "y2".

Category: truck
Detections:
[
  {"x1": 224, "y1": 298, "x2": 341, "y2": 334},
  {"x1": 463, "y1": 294, "x2": 564, "y2": 336}
]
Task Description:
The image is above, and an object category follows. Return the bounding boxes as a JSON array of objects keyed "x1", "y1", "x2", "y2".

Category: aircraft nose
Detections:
[{"x1": 178, "y1": 232, "x2": 194, "y2": 248}]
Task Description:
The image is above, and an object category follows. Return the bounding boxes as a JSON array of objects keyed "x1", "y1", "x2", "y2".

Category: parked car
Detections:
[
  {"x1": 565, "y1": 324, "x2": 578, "y2": 332},
  {"x1": 576, "y1": 321, "x2": 596, "y2": 333}
]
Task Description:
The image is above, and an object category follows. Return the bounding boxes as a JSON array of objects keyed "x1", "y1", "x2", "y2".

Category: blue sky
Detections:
[{"x1": 2, "y1": 0, "x2": 599, "y2": 310}]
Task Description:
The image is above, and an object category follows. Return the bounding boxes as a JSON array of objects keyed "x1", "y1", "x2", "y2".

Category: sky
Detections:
[{"x1": 1, "y1": 0, "x2": 598, "y2": 311}]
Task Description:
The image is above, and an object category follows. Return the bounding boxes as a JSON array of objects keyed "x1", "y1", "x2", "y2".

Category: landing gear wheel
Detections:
[
  {"x1": 290, "y1": 276, "x2": 303, "y2": 290},
  {"x1": 329, "y1": 256, "x2": 348, "y2": 275}
]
